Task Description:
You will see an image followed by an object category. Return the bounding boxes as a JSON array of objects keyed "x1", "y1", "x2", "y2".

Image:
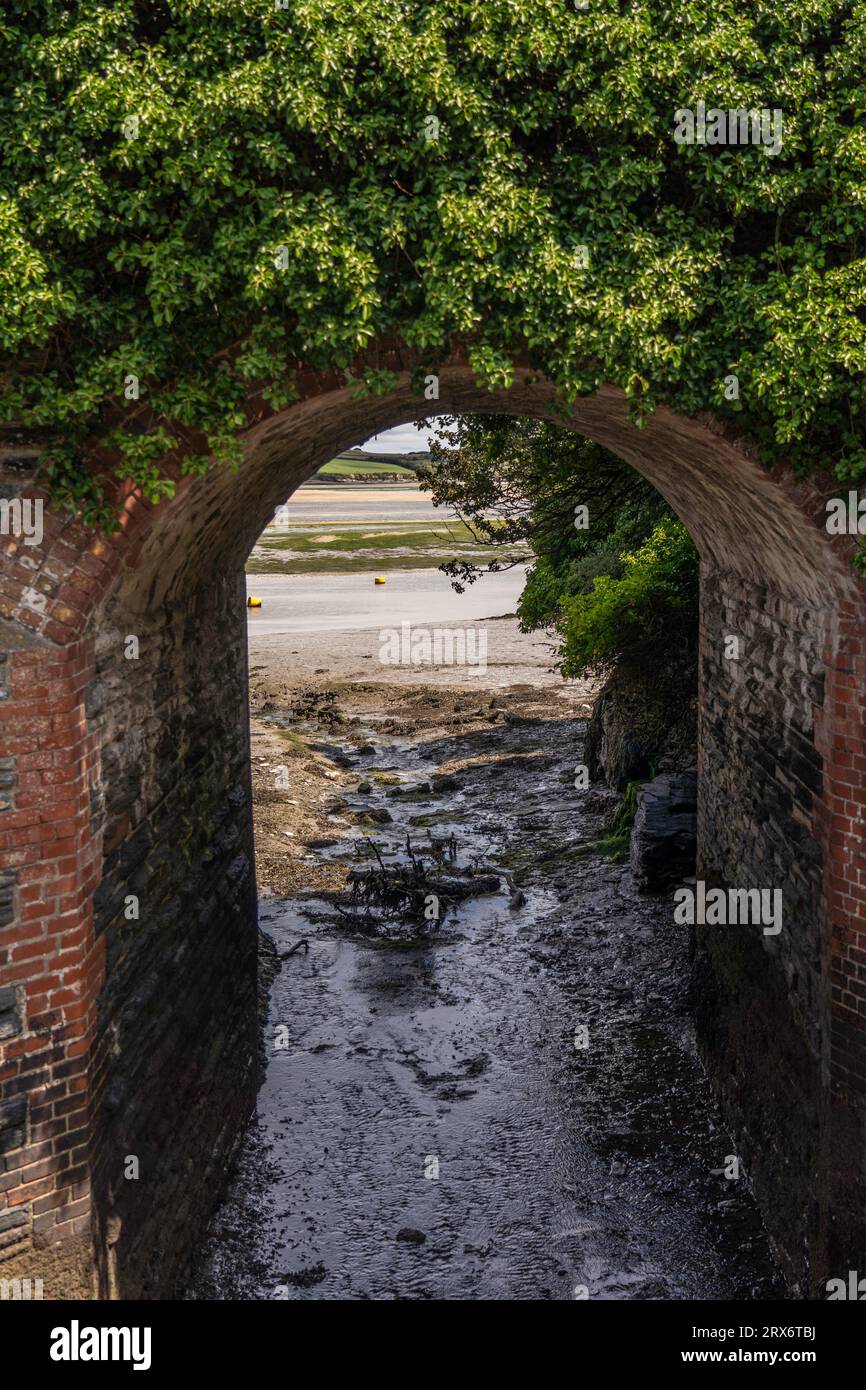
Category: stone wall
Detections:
[
  {"x1": 86, "y1": 575, "x2": 258, "y2": 1298},
  {"x1": 693, "y1": 565, "x2": 863, "y2": 1296},
  {"x1": 693, "y1": 568, "x2": 826, "y2": 1292}
]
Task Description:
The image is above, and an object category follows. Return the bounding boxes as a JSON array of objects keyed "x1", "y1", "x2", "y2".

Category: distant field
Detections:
[
  {"x1": 247, "y1": 518, "x2": 527, "y2": 575},
  {"x1": 316, "y1": 457, "x2": 416, "y2": 478}
]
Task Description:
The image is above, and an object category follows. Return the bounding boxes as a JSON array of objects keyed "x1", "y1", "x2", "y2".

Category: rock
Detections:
[
  {"x1": 585, "y1": 655, "x2": 697, "y2": 791},
  {"x1": 396, "y1": 1228, "x2": 426, "y2": 1244},
  {"x1": 356, "y1": 780, "x2": 372, "y2": 793},
  {"x1": 356, "y1": 807, "x2": 392, "y2": 825},
  {"x1": 629, "y1": 769, "x2": 697, "y2": 892},
  {"x1": 431, "y1": 774, "x2": 460, "y2": 793}
]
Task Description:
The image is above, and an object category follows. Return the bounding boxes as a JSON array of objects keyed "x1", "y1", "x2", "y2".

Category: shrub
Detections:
[{"x1": 560, "y1": 519, "x2": 698, "y2": 678}]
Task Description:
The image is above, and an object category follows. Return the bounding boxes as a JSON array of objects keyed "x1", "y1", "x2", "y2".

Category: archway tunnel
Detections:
[{"x1": 1, "y1": 359, "x2": 865, "y2": 1299}]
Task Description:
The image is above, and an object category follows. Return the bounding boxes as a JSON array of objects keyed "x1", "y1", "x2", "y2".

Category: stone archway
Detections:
[{"x1": 1, "y1": 351, "x2": 864, "y2": 1298}]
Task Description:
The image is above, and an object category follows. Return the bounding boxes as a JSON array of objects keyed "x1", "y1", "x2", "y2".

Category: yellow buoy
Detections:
[
  {"x1": 374, "y1": 577, "x2": 386, "y2": 585},
  {"x1": 247, "y1": 595, "x2": 262, "y2": 608}
]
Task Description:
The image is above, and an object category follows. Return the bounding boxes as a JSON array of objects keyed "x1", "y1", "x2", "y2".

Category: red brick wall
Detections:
[{"x1": 0, "y1": 640, "x2": 103, "y2": 1278}]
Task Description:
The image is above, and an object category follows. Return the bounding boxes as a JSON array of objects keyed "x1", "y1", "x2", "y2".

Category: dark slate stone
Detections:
[
  {"x1": 0, "y1": 1097, "x2": 27, "y2": 1155},
  {"x1": 0, "y1": 987, "x2": 20, "y2": 1041},
  {"x1": 0, "y1": 1207, "x2": 28, "y2": 1233},
  {"x1": 0, "y1": 872, "x2": 16, "y2": 929},
  {"x1": 630, "y1": 769, "x2": 698, "y2": 893},
  {"x1": 84, "y1": 679, "x2": 107, "y2": 719}
]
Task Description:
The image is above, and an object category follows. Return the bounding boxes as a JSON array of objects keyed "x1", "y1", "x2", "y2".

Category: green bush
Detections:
[
  {"x1": 560, "y1": 519, "x2": 698, "y2": 678},
  {"x1": 518, "y1": 547, "x2": 621, "y2": 630}
]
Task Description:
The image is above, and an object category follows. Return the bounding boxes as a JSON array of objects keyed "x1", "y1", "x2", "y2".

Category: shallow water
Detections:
[
  {"x1": 244, "y1": 566, "x2": 528, "y2": 636},
  {"x1": 187, "y1": 706, "x2": 784, "y2": 1302}
]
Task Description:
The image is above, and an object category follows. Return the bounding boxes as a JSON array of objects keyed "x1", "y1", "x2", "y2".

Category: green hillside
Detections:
[{"x1": 316, "y1": 456, "x2": 416, "y2": 478}]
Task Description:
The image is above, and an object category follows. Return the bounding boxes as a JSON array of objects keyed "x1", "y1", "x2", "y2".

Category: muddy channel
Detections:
[{"x1": 187, "y1": 682, "x2": 784, "y2": 1301}]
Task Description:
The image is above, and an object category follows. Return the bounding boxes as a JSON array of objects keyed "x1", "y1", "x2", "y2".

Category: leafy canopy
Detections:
[
  {"x1": 420, "y1": 413, "x2": 693, "y2": 670},
  {"x1": 419, "y1": 412, "x2": 669, "y2": 596},
  {"x1": 2, "y1": 0, "x2": 866, "y2": 526},
  {"x1": 560, "y1": 517, "x2": 699, "y2": 676}
]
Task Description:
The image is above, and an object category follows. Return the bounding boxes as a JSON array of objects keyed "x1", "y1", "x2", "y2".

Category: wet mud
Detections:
[{"x1": 187, "y1": 685, "x2": 784, "y2": 1301}]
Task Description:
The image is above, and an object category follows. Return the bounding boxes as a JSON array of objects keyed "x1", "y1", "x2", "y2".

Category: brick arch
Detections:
[{"x1": 1, "y1": 354, "x2": 864, "y2": 1298}]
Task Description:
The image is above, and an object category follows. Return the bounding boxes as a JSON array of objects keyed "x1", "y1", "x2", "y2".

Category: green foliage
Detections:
[
  {"x1": 317, "y1": 456, "x2": 414, "y2": 476},
  {"x1": 517, "y1": 556, "x2": 573, "y2": 632},
  {"x1": 607, "y1": 779, "x2": 641, "y2": 839},
  {"x1": 573, "y1": 777, "x2": 642, "y2": 860},
  {"x1": 420, "y1": 413, "x2": 673, "y2": 643},
  {"x1": 3, "y1": 1, "x2": 866, "y2": 527},
  {"x1": 560, "y1": 518, "x2": 699, "y2": 677},
  {"x1": 519, "y1": 472, "x2": 671, "y2": 629},
  {"x1": 421, "y1": 412, "x2": 668, "y2": 590}
]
